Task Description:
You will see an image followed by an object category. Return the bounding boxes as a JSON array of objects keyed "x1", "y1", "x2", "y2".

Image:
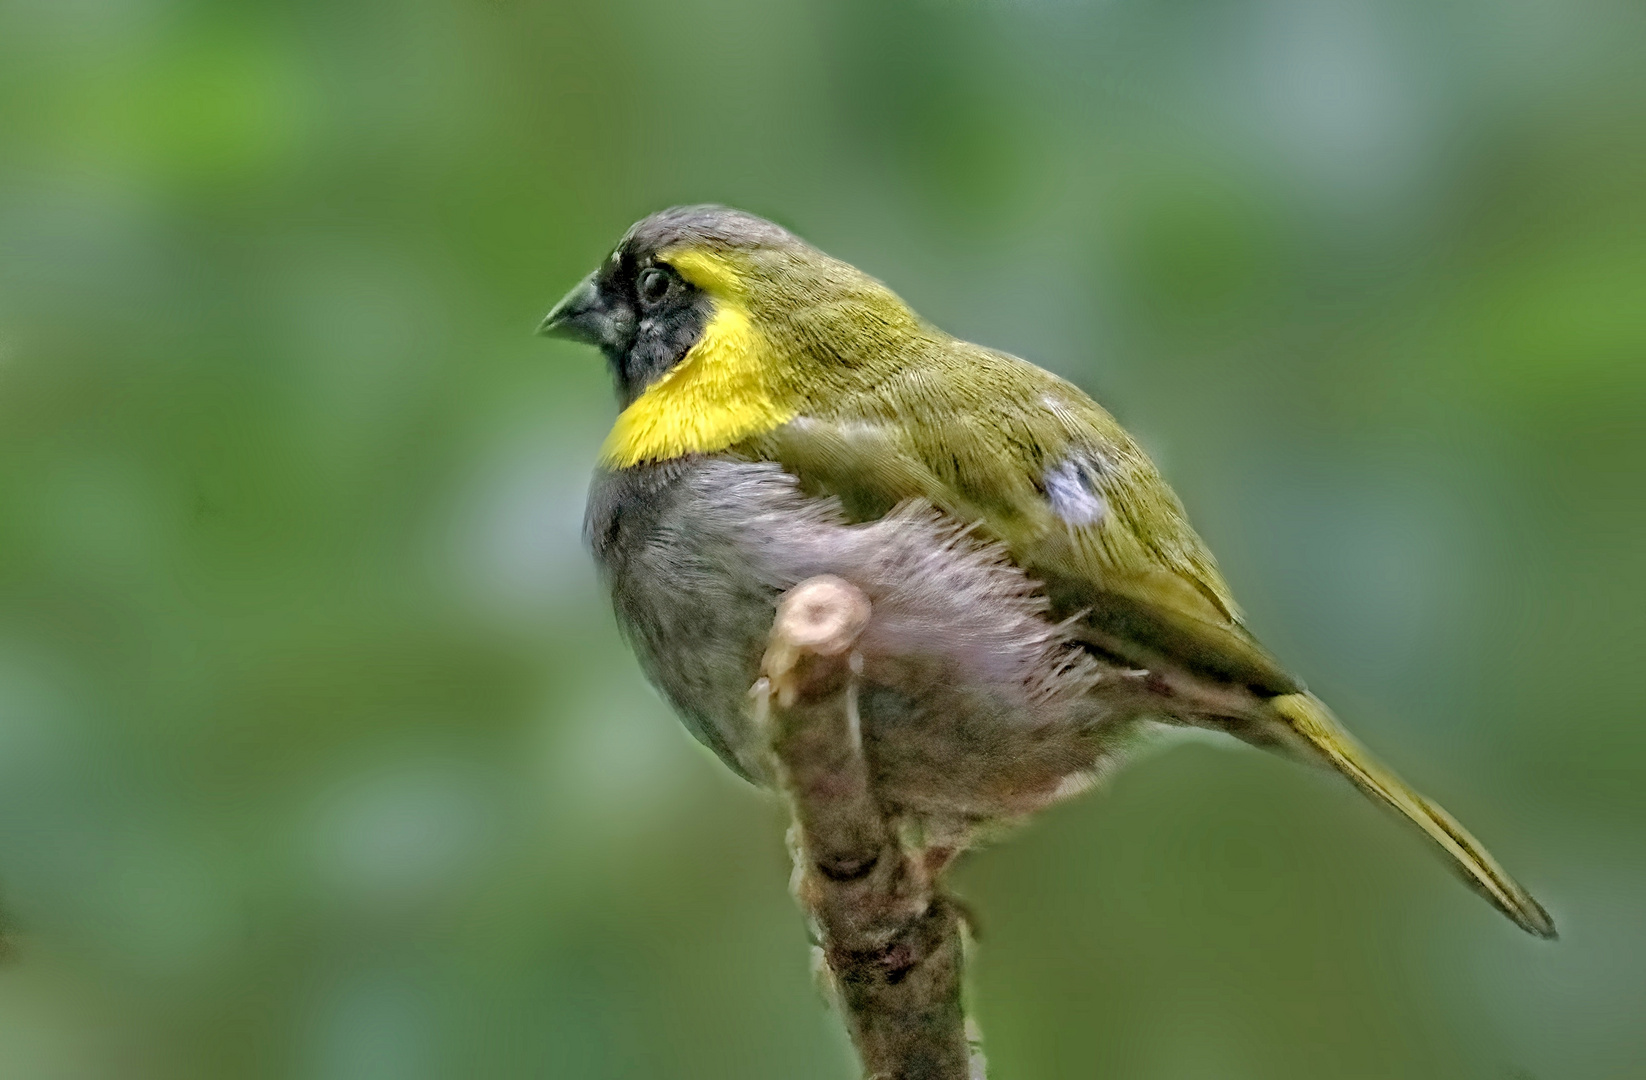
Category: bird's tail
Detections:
[{"x1": 1269, "y1": 693, "x2": 1556, "y2": 939}]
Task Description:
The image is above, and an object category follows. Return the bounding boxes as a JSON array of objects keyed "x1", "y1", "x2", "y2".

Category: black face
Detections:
[
  {"x1": 540, "y1": 248, "x2": 711, "y2": 405},
  {"x1": 543, "y1": 206, "x2": 805, "y2": 404}
]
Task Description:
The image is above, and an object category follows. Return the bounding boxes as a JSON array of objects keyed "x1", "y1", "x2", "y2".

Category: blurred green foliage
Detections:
[{"x1": 0, "y1": 1, "x2": 1643, "y2": 1077}]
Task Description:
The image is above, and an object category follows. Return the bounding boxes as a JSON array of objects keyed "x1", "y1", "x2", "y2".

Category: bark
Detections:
[{"x1": 757, "y1": 575, "x2": 986, "y2": 1080}]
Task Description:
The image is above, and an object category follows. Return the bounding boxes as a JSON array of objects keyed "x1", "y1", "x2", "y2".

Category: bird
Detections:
[{"x1": 541, "y1": 204, "x2": 1555, "y2": 939}]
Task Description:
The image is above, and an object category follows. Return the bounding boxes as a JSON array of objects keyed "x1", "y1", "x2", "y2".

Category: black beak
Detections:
[{"x1": 539, "y1": 274, "x2": 613, "y2": 346}]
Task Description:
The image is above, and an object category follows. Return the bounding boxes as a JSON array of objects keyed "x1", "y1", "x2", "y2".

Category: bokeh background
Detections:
[{"x1": 1, "y1": 0, "x2": 1643, "y2": 1077}]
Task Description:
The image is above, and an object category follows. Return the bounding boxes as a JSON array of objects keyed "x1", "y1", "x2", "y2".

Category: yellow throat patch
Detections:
[{"x1": 599, "y1": 252, "x2": 792, "y2": 468}]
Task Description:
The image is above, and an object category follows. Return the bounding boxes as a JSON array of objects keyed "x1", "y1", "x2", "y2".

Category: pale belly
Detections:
[{"x1": 583, "y1": 455, "x2": 1157, "y2": 826}]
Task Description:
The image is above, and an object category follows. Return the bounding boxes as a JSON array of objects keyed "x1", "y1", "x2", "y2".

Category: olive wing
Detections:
[{"x1": 746, "y1": 348, "x2": 1301, "y2": 695}]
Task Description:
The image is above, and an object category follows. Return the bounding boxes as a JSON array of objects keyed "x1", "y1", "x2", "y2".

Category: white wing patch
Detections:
[{"x1": 1042, "y1": 453, "x2": 1109, "y2": 526}]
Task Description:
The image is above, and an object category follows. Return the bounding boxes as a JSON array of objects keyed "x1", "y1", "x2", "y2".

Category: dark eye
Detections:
[{"x1": 635, "y1": 266, "x2": 675, "y2": 307}]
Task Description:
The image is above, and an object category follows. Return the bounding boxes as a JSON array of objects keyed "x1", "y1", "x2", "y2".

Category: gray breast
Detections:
[
  {"x1": 585, "y1": 458, "x2": 798, "y2": 779},
  {"x1": 584, "y1": 456, "x2": 1145, "y2": 812}
]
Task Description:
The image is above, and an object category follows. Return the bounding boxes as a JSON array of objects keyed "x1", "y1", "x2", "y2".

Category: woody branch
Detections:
[{"x1": 757, "y1": 575, "x2": 983, "y2": 1080}]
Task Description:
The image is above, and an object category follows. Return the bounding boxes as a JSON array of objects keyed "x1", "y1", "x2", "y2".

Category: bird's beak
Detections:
[{"x1": 538, "y1": 274, "x2": 608, "y2": 345}]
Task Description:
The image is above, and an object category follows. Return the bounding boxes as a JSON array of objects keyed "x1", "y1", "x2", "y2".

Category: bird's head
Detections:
[
  {"x1": 542, "y1": 206, "x2": 924, "y2": 408},
  {"x1": 539, "y1": 206, "x2": 793, "y2": 405}
]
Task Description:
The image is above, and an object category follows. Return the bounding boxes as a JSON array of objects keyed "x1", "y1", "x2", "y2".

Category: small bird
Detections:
[{"x1": 542, "y1": 205, "x2": 1554, "y2": 938}]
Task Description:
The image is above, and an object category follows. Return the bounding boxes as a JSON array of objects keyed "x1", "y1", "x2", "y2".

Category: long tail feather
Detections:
[{"x1": 1270, "y1": 693, "x2": 1556, "y2": 939}]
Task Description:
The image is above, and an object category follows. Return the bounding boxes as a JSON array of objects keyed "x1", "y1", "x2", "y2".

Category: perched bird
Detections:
[{"x1": 542, "y1": 205, "x2": 1554, "y2": 938}]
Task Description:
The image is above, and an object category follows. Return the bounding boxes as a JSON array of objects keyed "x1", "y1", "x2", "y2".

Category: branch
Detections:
[{"x1": 757, "y1": 575, "x2": 985, "y2": 1080}]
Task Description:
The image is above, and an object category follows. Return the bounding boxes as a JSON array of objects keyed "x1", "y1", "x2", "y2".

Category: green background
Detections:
[{"x1": 1, "y1": 1, "x2": 1642, "y2": 1077}]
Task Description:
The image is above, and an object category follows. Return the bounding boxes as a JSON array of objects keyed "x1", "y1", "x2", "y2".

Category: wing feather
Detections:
[{"x1": 744, "y1": 343, "x2": 1301, "y2": 695}]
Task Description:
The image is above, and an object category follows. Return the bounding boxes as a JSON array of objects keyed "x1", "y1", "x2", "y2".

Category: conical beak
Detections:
[{"x1": 538, "y1": 274, "x2": 603, "y2": 342}]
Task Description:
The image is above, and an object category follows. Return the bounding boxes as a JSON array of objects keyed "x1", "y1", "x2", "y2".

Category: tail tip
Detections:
[{"x1": 1517, "y1": 899, "x2": 1558, "y2": 940}]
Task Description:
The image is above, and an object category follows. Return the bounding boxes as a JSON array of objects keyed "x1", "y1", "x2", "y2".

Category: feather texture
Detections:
[{"x1": 562, "y1": 206, "x2": 1554, "y2": 937}]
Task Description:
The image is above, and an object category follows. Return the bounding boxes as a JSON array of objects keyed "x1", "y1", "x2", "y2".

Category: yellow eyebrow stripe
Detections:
[
  {"x1": 660, "y1": 247, "x2": 745, "y2": 298},
  {"x1": 599, "y1": 299, "x2": 793, "y2": 468}
]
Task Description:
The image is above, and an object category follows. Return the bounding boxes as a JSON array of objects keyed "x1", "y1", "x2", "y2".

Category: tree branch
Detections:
[{"x1": 757, "y1": 575, "x2": 986, "y2": 1080}]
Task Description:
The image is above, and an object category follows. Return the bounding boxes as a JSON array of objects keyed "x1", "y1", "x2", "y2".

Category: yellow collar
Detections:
[{"x1": 599, "y1": 298, "x2": 793, "y2": 467}]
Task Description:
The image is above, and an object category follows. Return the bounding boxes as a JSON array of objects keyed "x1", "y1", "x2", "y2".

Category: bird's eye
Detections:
[{"x1": 636, "y1": 266, "x2": 675, "y2": 307}]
